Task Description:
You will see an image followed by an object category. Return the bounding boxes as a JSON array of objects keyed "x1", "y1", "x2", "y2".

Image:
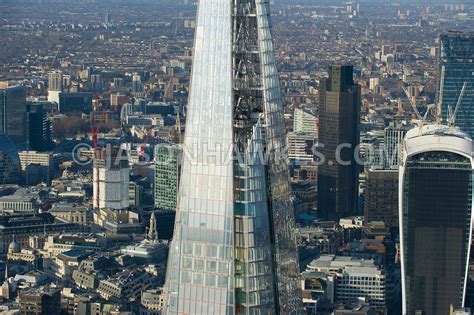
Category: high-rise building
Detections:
[
  {"x1": 0, "y1": 134, "x2": 20, "y2": 185},
  {"x1": 162, "y1": 0, "x2": 302, "y2": 312},
  {"x1": 384, "y1": 121, "x2": 408, "y2": 168},
  {"x1": 132, "y1": 75, "x2": 143, "y2": 93},
  {"x1": 287, "y1": 131, "x2": 316, "y2": 163},
  {"x1": 317, "y1": 65, "x2": 361, "y2": 220},
  {"x1": 26, "y1": 102, "x2": 53, "y2": 152},
  {"x1": 48, "y1": 71, "x2": 63, "y2": 91},
  {"x1": 18, "y1": 151, "x2": 54, "y2": 185},
  {"x1": 364, "y1": 168, "x2": 398, "y2": 228},
  {"x1": 58, "y1": 92, "x2": 93, "y2": 113},
  {"x1": 154, "y1": 145, "x2": 181, "y2": 211},
  {"x1": 93, "y1": 147, "x2": 130, "y2": 210},
  {"x1": 399, "y1": 124, "x2": 474, "y2": 315},
  {"x1": 438, "y1": 31, "x2": 474, "y2": 138},
  {"x1": 0, "y1": 85, "x2": 27, "y2": 148},
  {"x1": 293, "y1": 108, "x2": 318, "y2": 135},
  {"x1": 90, "y1": 74, "x2": 103, "y2": 92},
  {"x1": 48, "y1": 71, "x2": 63, "y2": 104}
]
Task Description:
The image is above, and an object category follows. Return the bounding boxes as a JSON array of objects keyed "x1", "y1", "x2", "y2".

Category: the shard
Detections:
[{"x1": 162, "y1": 0, "x2": 302, "y2": 313}]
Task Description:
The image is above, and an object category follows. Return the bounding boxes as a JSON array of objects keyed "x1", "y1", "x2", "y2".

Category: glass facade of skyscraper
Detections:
[
  {"x1": 317, "y1": 65, "x2": 361, "y2": 221},
  {"x1": 399, "y1": 125, "x2": 474, "y2": 315},
  {"x1": 0, "y1": 85, "x2": 27, "y2": 148},
  {"x1": 438, "y1": 31, "x2": 474, "y2": 138},
  {"x1": 154, "y1": 145, "x2": 181, "y2": 211},
  {"x1": 162, "y1": 0, "x2": 302, "y2": 313}
]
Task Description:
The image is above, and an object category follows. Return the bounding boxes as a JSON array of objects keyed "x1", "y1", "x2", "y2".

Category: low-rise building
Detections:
[
  {"x1": 43, "y1": 250, "x2": 92, "y2": 284},
  {"x1": 93, "y1": 208, "x2": 142, "y2": 234},
  {"x1": 140, "y1": 288, "x2": 164, "y2": 315},
  {"x1": 0, "y1": 188, "x2": 39, "y2": 214},
  {"x1": 0, "y1": 213, "x2": 80, "y2": 254},
  {"x1": 49, "y1": 203, "x2": 91, "y2": 226},
  {"x1": 44, "y1": 234, "x2": 106, "y2": 257},
  {"x1": 19, "y1": 286, "x2": 61, "y2": 315},
  {"x1": 97, "y1": 269, "x2": 153, "y2": 302}
]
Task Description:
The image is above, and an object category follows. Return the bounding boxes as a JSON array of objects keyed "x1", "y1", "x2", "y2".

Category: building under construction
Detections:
[{"x1": 92, "y1": 146, "x2": 129, "y2": 210}]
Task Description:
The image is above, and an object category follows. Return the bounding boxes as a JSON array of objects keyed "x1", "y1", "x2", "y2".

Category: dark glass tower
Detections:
[
  {"x1": 0, "y1": 86, "x2": 27, "y2": 148},
  {"x1": 400, "y1": 124, "x2": 474, "y2": 315},
  {"x1": 26, "y1": 102, "x2": 53, "y2": 152},
  {"x1": 162, "y1": 0, "x2": 302, "y2": 313},
  {"x1": 317, "y1": 65, "x2": 361, "y2": 220},
  {"x1": 438, "y1": 31, "x2": 474, "y2": 138}
]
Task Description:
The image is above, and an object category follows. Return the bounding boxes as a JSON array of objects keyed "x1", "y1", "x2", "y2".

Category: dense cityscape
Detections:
[{"x1": 0, "y1": 0, "x2": 473, "y2": 314}]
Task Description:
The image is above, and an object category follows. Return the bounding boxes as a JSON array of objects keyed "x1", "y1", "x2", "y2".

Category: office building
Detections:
[
  {"x1": 110, "y1": 92, "x2": 129, "y2": 111},
  {"x1": 438, "y1": 31, "x2": 474, "y2": 138},
  {"x1": 92, "y1": 147, "x2": 130, "y2": 210},
  {"x1": 399, "y1": 124, "x2": 474, "y2": 315},
  {"x1": 18, "y1": 151, "x2": 54, "y2": 185},
  {"x1": 306, "y1": 255, "x2": 389, "y2": 308},
  {"x1": 58, "y1": 92, "x2": 93, "y2": 113},
  {"x1": 19, "y1": 286, "x2": 61, "y2": 315},
  {"x1": 97, "y1": 270, "x2": 153, "y2": 302},
  {"x1": 287, "y1": 131, "x2": 317, "y2": 163},
  {"x1": 0, "y1": 188, "x2": 38, "y2": 214},
  {"x1": 0, "y1": 134, "x2": 20, "y2": 184},
  {"x1": 48, "y1": 70, "x2": 63, "y2": 104},
  {"x1": 317, "y1": 65, "x2": 361, "y2": 220},
  {"x1": 44, "y1": 234, "x2": 105, "y2": 257},
  {"x1": 364, "y1": 168, "x2": 398, "y2": 228},
  {"x1": 384, "y1": 121, "x2": 408, "y2": 168},
  {"x1": 48, "y1": 70, "x2": 63, "y2": 92},
  {"x1": 49, "y1": 203, "x2": 91, "y2": 226},
  {"x1": 162, "y1": 0, "x2": 302, "y2": 313},
  {"x1": 141, "y1": 288, "x2": 165, "y2": 315},
  {"x1": 294, "y1": 108, "x2": 318, "y2": 135},
  {"x1": 132, "y1": 74, "x2": 142, "y2": 93},
  {"x1": 0, "y1": 213, "x2": 80, "y2": 254},
  {"x1": 0, "y1": 85, "x2": 27, "y2": 148},
  {"x1": 154, "y1": 144, "x2": 181, "y2": 211},
  {"x1": 26, "y1": 102, "x2": 53, "y2": 152},
  {"x1": 129, "y1": 181, "x2": 143, "y2": 207},
  {"x1": 90, "y1": 74, "x2": 103, "y2": 91},
  {"x1": 93, "y1": 208, "x2": 141, "y2": 234}
]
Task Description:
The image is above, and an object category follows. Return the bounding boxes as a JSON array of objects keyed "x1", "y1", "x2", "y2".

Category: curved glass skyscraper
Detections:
[
  {"x1": 399, "y1": 124, "x2": 474, "y2": 315},
  {"x1": 162, "y1": 0, "x2": 302, "y2": 313},
  {"x1": 438, "y1": 31, "x2": 474, "y2": 139}
]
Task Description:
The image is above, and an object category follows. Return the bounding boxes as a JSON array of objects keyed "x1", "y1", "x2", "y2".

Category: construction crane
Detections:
[
  {"x1": 448, "y1": 81, "x2": 468, "y2": 127},
  {"x1": 50, "y1": 45, "x2": 63, "y2": 70},
  {"x1": 403, "y1": 86, "x2": 424, "y2": 124}
]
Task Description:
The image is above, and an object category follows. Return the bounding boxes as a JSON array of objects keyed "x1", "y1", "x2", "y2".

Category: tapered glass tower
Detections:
[
  {"x1": 438, "y1": 31, "x2": 474, "y2": 138},
  {"x1": 162, "y1": 0, "x2": 302, "y2": 314},
  {"x1": 399, "y1": 124, "x2": 474, "y2": 315}
]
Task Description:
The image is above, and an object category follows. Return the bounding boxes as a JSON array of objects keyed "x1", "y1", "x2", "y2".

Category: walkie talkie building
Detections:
[
  {"x1": 399, "y1": 124, "x2": 474, "y2": 315},
  {"x1": 162, "y1": 0, "x2": 302, "y2": 313}
]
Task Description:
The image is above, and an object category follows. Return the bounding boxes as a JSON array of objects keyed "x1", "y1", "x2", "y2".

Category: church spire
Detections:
[{"x1": 148, "y1": 210, "x2": 158, "y2": 242}]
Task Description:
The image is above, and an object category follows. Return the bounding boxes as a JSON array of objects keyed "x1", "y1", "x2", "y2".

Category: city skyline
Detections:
[{"x1": 0, "y1": 0, "x2": 473, "y2": 314}]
